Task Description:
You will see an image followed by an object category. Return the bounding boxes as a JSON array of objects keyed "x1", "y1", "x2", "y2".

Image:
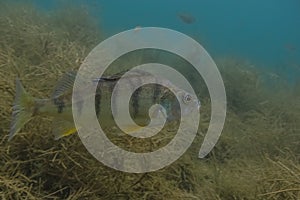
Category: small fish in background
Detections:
[
  {"x1": 284, "y1": 43, "x2": 297, "y2": 52},
  {"x1": 8, "y1": 70, "x2": 200, "y2": 141},
  {"x1": 177, "y1": 12, "x2": 196, "y2": 24}
]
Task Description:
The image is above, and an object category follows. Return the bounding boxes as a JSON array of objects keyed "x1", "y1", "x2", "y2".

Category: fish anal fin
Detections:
[{"x1": 52, "y1": 120, "x2": 77, "y2": 140}]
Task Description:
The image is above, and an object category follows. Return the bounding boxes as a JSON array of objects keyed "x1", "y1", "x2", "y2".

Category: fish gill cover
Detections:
[{"x1": 0, "y1": 0, "x2": 299, "y2": 199}]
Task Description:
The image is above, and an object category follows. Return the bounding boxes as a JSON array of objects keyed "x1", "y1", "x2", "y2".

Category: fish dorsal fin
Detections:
[
  {"x1": 53, "y1": 69, "x2": 149, "y2": 98},
  {"x1": 92, "y1": 70, "x2": 128, "y2": 83},
  {"x1": 51, "y1": 71, "x2": 77, "y2": 99}
]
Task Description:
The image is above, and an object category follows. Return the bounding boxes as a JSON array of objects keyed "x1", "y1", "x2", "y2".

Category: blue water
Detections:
[{"x1": 34, "y1": 0, "x2": 300, "y2": 81}]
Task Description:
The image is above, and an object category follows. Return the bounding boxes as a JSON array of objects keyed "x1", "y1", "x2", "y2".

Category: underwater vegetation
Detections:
[{"x1": 0, "y1": 1, "x2": 299, "y2": 199}]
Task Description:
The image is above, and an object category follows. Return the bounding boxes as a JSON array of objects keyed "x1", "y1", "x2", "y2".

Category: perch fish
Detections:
[{"x1": 8, "y1": 70, "x2": 200, "y2": 141}]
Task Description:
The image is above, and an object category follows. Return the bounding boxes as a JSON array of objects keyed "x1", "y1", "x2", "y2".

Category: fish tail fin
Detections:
[{"x1": 8, "y1": 78, "x2": 35, "y2": 141}]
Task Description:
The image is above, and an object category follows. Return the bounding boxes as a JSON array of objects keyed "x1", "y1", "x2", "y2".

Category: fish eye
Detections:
[{"x1": 183, "y1": 94, "x2": 192, "y2": 104}]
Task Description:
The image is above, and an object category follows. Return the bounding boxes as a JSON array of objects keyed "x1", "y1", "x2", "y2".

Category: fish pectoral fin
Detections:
[
  {"x1": 149, "y1": 105, "x2": 167, "y2": 120},
  {"x1": 52, "y1": 120, "x2": 77, "y2": 140}
]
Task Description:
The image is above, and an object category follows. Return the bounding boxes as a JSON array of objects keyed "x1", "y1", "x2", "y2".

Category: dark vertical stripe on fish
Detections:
[
  {"x1": 95, "y1": 87, "x2": 101, "y2": 117},
  {"x1": 153, "y1": 83, "x2": 161, "y2": 103},
  {"x1": 132, "y1": 88, "x2": 140, "y2": 118},
  {"x1": 108, "y1": 81, "x2": 117, "y2": 115},
  {"x1": 53, "y1": 98, "x2": 65, "y2": 113},
  {"x1": 130, "y1": 75, "x2": 142, "y2": 118}
]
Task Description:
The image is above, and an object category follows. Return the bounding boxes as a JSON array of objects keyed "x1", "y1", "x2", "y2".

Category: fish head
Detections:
[{"x1": 176, "y1": 90, "x2": 201, "y2": 116}]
